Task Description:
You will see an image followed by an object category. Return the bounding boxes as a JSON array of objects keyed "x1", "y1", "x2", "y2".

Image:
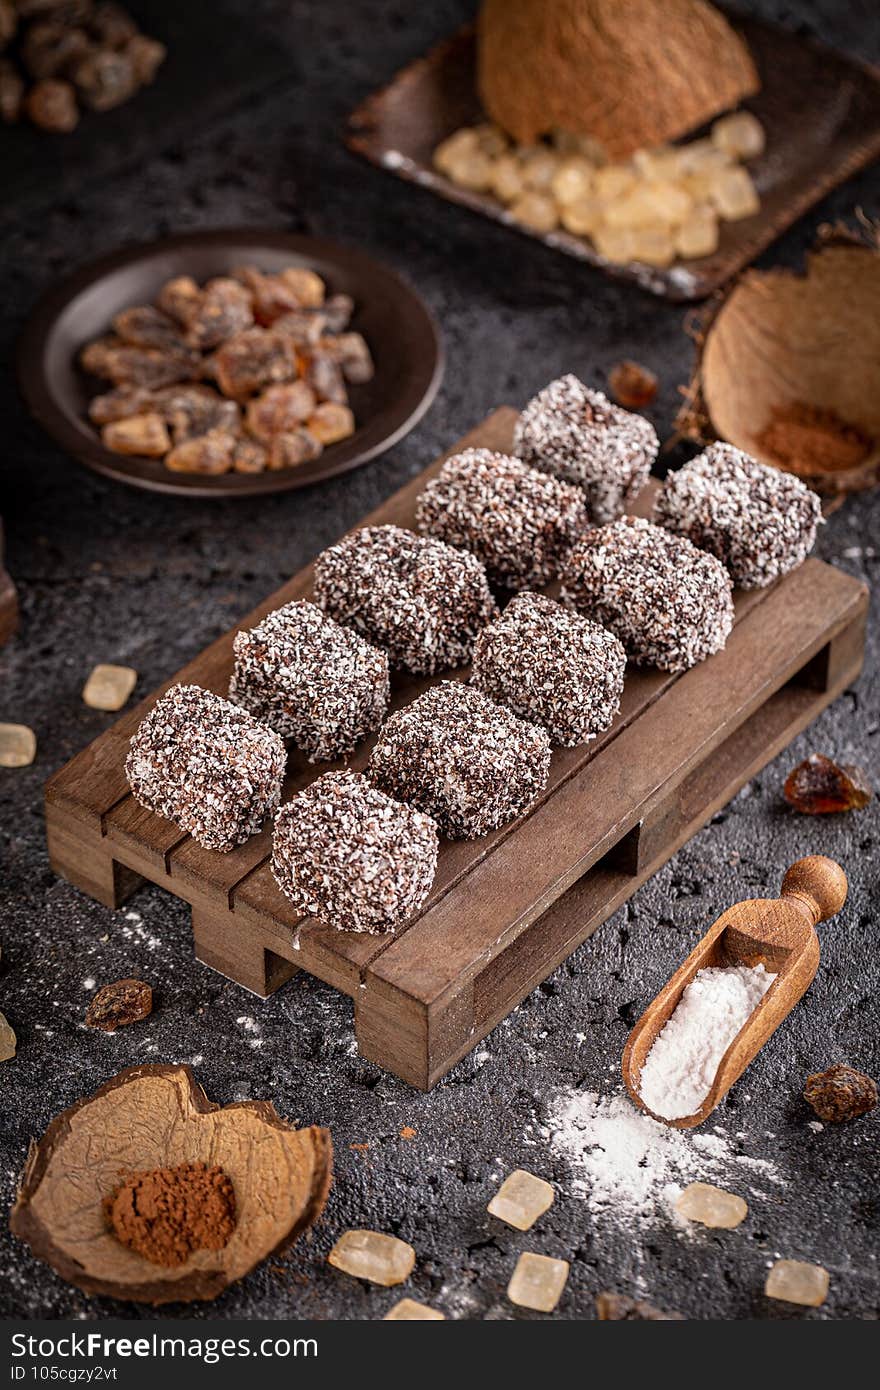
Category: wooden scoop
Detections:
[{"x1": 621, "y1": 856, "x2": 847, "y2": 1129}]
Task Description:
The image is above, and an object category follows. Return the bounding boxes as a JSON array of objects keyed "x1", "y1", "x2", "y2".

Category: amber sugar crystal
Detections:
[
  {"x1": 488, "y1": 1169, "x2": 555, "y2": 1231},
  {"x1": 0, "y1": 723, "x2": 36, "y2": 768},
  {"x1": 608, "y1": 360, "x2": 658, "y2": 409},
  {"x1": 675, "y1": 1182, "x2": 747, "y2": 1229},
  {"x1": 783, "y1": 753, "x2": 872, "y2": 815},
  {"x1": 82, "y1": 664, "x2": 138, "y2": 712},
  {"x1": 765, "y1": 1259, "x2": 829, "y2": 1307},
  {"x1": 328, "y1": 1229, "x2": 415, "y2": 1287},
  {"x1": 507, "y1": 1252, "x2": 570, "y2": 1313},
  {"x1": 384, "y1": 1298, "x2": 445, "y2": 1320}
]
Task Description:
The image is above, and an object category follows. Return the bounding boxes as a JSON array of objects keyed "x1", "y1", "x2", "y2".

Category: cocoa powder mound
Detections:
[
  {"x1": 755, "y1": 402, "x2": 873, "y2": 476},
  {"x1": 105, "y1": 1162, "x2": 236, "y2": 1267}
]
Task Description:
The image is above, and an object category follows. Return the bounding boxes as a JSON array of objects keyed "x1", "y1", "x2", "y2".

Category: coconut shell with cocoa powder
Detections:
[
  {"x1": 477, "y1": 0, "x2": 759, "y2": 158},
  {"x1": 679, "y1": 234, "x2": 880, "y2": 494},
  {"x1": 10, "y1": 1065, "x2": 332, "y2": 1305}
]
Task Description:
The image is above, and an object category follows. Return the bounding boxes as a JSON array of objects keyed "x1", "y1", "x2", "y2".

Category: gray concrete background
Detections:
[{"x1": 0, "y1": 0, "x2": 877, "y2": 1322}]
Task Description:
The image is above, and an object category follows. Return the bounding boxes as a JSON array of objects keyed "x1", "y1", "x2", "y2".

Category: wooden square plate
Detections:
[{"x1": 348, "y1": 18, "x2": 880, "y2": 301}]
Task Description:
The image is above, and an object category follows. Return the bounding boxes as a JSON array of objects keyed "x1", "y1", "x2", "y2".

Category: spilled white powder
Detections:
[
  {"x1": 548, "y1": 1090, "x2": 782, "y2": 1226},
  {"x1": 638, "y1": 963, "x2": 776, "y2": 1120}
]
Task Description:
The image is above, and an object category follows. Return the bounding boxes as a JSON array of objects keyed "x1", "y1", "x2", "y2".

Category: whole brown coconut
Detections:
[{"x1": 477, "y1": 0, "x2": 759, "y2": 159}]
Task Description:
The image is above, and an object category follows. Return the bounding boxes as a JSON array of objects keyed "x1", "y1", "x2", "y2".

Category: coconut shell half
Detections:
[
  {"x1": 681, "y1": 237, "x2": 880, "y2": 494},
  {"x1": 10, "y1": 1065, "x2": 333, "y2": 1306},
  {"x1": 477, "y1": 0, "x2": 759, "y2": 158}
]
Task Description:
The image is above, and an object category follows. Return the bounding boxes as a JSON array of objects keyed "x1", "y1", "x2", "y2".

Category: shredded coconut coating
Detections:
[
  {"x1": 514, "y1": 374, "x2": 657, "y2": 524},
  {"x1": 228, "y1": 599, "x2": 389, "y2": 761},
  {"x1": 471, "y1": 592, "x2": 626, "y2": 746},
  {"x1": 560, "y1": 517, "x2": 734, "y2": 672},
  {"x1": 368, "y1": 681, "x2": 551, "y2": 839},
  {"x1": 313, "y1": 524, "x2": 498, "y2": 675},
  {"x1": 271, "y1": 770, "x2": 439, "y2": 934},
  {"x1": 125, "y1": 683, "x2": 286, "y2": 852},
  {"x1": 653, "y1": 442, "x2": 823, "y2": 589},
  {"x1": 414, "y1": 448, "x2": 589, "y2": 588}
]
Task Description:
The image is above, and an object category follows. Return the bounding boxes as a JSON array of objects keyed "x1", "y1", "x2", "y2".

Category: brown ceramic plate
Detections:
[
  {"x1": 348, "y1": 19, "x2": 880, "y2": 301},
  {"x1": 17, "y1": 229, "x2": 443, "y2": 498}
]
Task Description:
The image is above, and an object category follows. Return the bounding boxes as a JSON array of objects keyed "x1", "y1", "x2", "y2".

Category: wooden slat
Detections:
[{"x1": 363, "y1": 559, "x2": 865, "y2": 1011}]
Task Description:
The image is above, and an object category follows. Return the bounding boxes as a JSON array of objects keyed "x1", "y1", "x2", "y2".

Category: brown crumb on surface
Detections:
[
  {"x1": 350, "y1": 1142, "x2": 370, "y2": 1152},
  {"x1": 105, "y1": 1162, "x2": 236, "y2": 1267},
  {"x1": 85, "y1": 978, "x2": 152, "y2": 1033},
  {"x1": 399, "y1": 1126, "x2": 417, "y2": 1140},
  {"x1": 783, "y1": 753, "x2": 872, "y2": 815},
  {"x1": 804, "y1": 1064, "x2": 877, "y2": 1123},
  {"x1": 608, "y1": 360, "x2": 658, "y2": 409},
  {"x1": 755, "y1": 402, "x2": 874, "y2": 476}
]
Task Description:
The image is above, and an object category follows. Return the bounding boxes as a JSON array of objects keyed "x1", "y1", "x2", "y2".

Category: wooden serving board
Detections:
[{"x1": 45, "y1": 409, "x2": 869, "y2": 1088}]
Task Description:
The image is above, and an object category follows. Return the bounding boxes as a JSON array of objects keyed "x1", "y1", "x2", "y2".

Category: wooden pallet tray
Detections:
[{"x1": 45, "y1": 409, "x2": 869, "y2": 1089}]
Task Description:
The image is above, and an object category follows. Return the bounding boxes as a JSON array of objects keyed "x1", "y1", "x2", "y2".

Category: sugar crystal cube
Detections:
[
  {"x1": 561, "y1": 196, "x2": 603, "y2": 237},
  {"x1": 594, "y1": 165, "x2": 636, "y2": 200},
  {"x1": 507, "y1": 1252, "x2": 570, "y2": 1313},
  {"x1": 551, "y1": 158, "x2": 594, "y2": 207},
  {"x1": 630, "y1": 227, "x2": 675, "y2": 267},
  {"x1": 675, "y1": 1181, "x2": 747, "y2": 1229},
  {"x1": 491, "y1": 154, "x2": 525, "y2": 204},
  {"x1": 765, "y1": 1259, "x2": 829, "y2": 1307},
  {"x1": 711, "y1": 111, "x2": 766, "y2": 160},
  {"x1": 384, "y1": 1298, "x2": 445, "y2": 1320},
  {"x1": 710, "y1": 167, "x2": 760, "y2": 221},
  {"x1": 0, "y1": 723, "x2": 36, "y2": 768},
  {"x1": 591, "y1": 224, "x2": 637, "y2": 265},
  {"x1": 519, "y1": 147, "x2": 559, "y2": 191},
  {"x1": 328, "y1": 1229, "x2": 416, "y2": 1287},
  {"x1": 488, "y1": 1169, "x2": 555, "y2": 1231},
  {"x1": 510, "y1": 192, "x2": 559, "y2": 233},
  {"x1": 675, "y1": 206, "x2": 719, "y2": 259},
  {"x1": 82, "y1": 664, "x2": 137, "y2": 712}
]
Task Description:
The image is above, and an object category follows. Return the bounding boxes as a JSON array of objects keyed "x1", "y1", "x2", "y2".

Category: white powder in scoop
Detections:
[
  {"x1": 548, "y1": 1090, "x2": 782, "y2": 1227},
  {"x1": 637, "y1": 963, "x2": 776, "y2": 1120}
]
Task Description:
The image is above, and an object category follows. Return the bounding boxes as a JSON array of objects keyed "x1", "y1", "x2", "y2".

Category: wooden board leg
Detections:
[
  {"x1": 355, "y1": 982, "x2": 475, "y2": 1090},
  {"x1": 46, "y1": 810, "x2": 145, "y2": 910},
  {"x1": 788, "y1": 608, "x2": 867, "y2": 693},
  {"x1": 191, "y1": 908, "x2": 298, "y2": 998}
]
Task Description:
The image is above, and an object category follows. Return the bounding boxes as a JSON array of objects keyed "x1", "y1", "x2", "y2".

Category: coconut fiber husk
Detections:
[
  {"x1": 477, "y1": 0, "x2": 759, "y2": 158},
  {"x1": 677, "y1": 226, "x2": 880, "y2": 494},
  {"x1": 10, "y1": 1065, "x2": 333, "y2": 1305}
]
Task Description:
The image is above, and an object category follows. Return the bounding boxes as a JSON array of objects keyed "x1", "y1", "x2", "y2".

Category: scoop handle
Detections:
[{"x1": 781, "y1": 855, "x2": 847, "y2": 925}]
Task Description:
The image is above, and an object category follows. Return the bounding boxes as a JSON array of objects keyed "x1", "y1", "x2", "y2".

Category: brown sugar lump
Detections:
[
  {"x1": 560, "y1": 517, "x2": 734, "y2": 672},
  {"x1": 313, "y1": 524, "x2": 498, "y2": 675},
  {"x1": 271, "y1": 770, "x2": 439, "y2": 934},
  {"x1": 414, "y1": 448, "x2": 588, "y2": 589},
  {"x1": 368, "y1": 681, "x2": 551, "y2": 840},
  {"x1": 125, "y1": 684, "x2": 286, "y2": 852},
  {"x1": 514, "y1": 375, "x2": 658, "y2": 524},
  {"x1": 471, "y1": 591, "x2": 625, "y2": 746},
  {"x1": 653, "y1": 442, "x2": 822, "y2": 588},
  {"x1": 228, "y1": 600, "x2": 390, "y2": 762}
]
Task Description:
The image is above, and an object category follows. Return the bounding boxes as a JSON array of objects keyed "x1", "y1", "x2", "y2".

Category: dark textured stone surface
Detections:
[{"x1": 0, "y1": 0, "x2": 878, "y2": 1323}]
